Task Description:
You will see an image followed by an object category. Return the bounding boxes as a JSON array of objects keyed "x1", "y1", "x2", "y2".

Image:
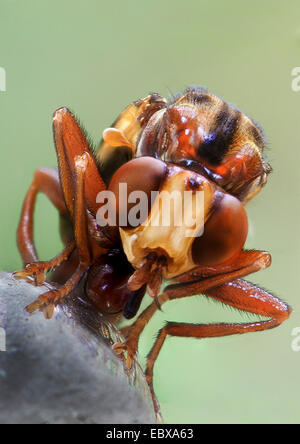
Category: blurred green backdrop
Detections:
[{"x1": 0, "y1": 0, "x2": 299, "y2": 423}]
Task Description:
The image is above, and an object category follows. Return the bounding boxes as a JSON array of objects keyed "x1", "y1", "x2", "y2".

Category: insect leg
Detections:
[
  {"x1": 24, "y1": 152, "x2": 94, "y2": 317},
  {"x1": 171, "y1": 249, "x2": 271, "y2": 286},
  {"x1": 25, "y1": 265, "x2": 85, "y2": 318},
  {"x1": 16, "y1": 108, "x2": 108, "y2": 289},
  {"x1": 53, "y1": 107, "x2": 106, "y2": 218},
  {"x1": 17, "y1": 167, "x2": 67, "y2": 265},
  {"x1": 113, "y1": 249, "x2": 271, "y2": 362},
  {"x1": 145, "y1": 279, "x2": 291, "y2": 413},
  {"x1": 72, "y1": 152, "x2": 92, "y2": 266},
  {"x1": 14, "y1": 168, "x2": 76, "y2": 285},
  {"x1": 14, "y1": 241, "x2": 76, "y2": 286},
  {"x1": 53, "y1": 107, "x2": 111, "y2": 251},
  {"x1": 113, "y1": 249, "x2": 290, "y2": 413},
  {"x1": 26, "y1": 153, "x2": 95, "y2": 318}
]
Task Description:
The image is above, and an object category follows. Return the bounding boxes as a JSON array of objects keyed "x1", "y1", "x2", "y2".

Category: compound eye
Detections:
[
  {"x1": 192, "y1": 192, "x2": 248, "y2": 266},
  {"x1": 108, "y1": 156, "x2": 167, "y2": 228}
]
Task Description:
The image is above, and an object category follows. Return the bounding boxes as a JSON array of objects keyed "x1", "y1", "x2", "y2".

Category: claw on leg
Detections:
[
  {"x1": 25, "y1": 288, "x2": 60, "y2": 316},
  {"x1": 112, "y1": 341, "x2": 136, "y2": 370},
  {"x1": 14, "y1": 241, "x2": 76, "y2": 287},
  {"x1": 25, "y1": 266, "x2": 85, "y2": 319},
  {"x1": 145, "y1": 373, "x2": 163, "y2": 422},
  {"x1": 14, "y1": 263, "x2": 47, "y2": 286}
]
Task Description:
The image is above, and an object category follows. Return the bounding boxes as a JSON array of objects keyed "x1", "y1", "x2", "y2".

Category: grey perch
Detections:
[{"x1": 0, "y1": 271, "x2": 157, "y2": 424}]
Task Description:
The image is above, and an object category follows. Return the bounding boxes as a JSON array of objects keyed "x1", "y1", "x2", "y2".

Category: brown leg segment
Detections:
[
  {"x1": 14, "y1": 240, "x2": 76, "y2": 286},
  {"x1": 145, "y1": 279, "x2": 291, "y2": 413},
  {"x1": 17, "y1": 108, "x2": 107, "y2": 270},
  {"x1": 113, "y1": 249, "x2": 291, "y2": 413},
  {"x1": 24, "y1": 153, "x2": 94, "y2": 316},
  {"x1": 167, "y1": 249, "x2": 271, "y2": 292},
  {"x1": 16, "y1": 108, "x2": 109, "y2": 315},
  {"x1": 114, "y1": 249, "x2": 271, "y2": 361},
  {"x1": 53, "y1": 108, "x2": 106, "y2": 218},
  {"x1": 25, "y1": 266, "x2": 86, "y2": 318},
  {"x1": 52, "y1": 108, "x2": 108, "y2": 258},
  {"x1": 72, "y1": 153, "x2": 92, "y2": 267},
  {"x1": 17, "y1": 167, "x2": 67, "y2": 266}
]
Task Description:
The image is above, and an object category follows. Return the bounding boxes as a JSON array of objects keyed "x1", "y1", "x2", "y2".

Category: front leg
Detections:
[
  {"x1": 15, "y1": 108, "x2": 109, "y2": 316},
  {"x1": 24, "y1": 152, "x2": 94, "y2": 316},
  {"x1": 113, "y1": 249, "x2": 291, "y2": 414},
  {"x1": 113, "y1": 249, "x2": 271, "y2": 364},
  {"x1": 145, "y1": 279, "x2": 291, "y2": 414},
  {"x1": 14, "y1": 240, "x2": 76, "y2": 286}
]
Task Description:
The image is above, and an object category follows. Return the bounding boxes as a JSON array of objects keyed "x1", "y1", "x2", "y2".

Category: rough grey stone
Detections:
[{"x1": 0, "y1": 272, "x2": 156, "y2": 424}]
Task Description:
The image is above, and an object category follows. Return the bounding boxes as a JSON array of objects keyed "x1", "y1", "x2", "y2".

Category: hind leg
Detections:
[
  {"x1": 15, "y1": 168, "x2": 74, "y2": 285},
  {"x1": 24, "y1": 153, "x2": 95, "y2": 316}
]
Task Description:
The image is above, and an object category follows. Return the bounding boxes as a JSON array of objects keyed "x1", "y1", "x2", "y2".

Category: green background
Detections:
[{"x1": 1, "y1": 0, "x2": 299, "y2": 423}]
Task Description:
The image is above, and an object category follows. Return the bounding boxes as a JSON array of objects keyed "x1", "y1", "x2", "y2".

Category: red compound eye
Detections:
[
  {"x1": 192, "y1": 192, "x2": 248, "y2": 266},
  {"x1": 108, "y1": 156, "x2": 167, "y2": 228}
]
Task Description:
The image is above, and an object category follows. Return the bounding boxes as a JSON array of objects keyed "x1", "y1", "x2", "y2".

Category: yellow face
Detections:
[
  {"x1": 119, "y1": 165, "x2": 215, "y2": 278},
  {"x1": 107, "y1": 157, "x2": 248, "y2": 278}
]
